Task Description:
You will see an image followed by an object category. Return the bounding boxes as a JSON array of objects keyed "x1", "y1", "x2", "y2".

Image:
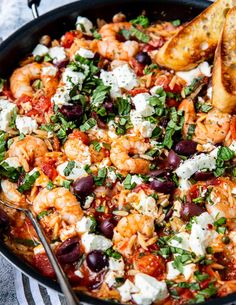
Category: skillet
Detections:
[{"x1": 0, "y1": 0, "x2": 236, "y2": 304}]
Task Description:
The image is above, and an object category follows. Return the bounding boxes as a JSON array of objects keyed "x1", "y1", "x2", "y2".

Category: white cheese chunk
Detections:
[
  {"x1": 131, "y1": 175, "x2": 143, "y2": 186},
  {"x1": 41, "y1": 66, "x2": 58, "y2": 77},
  {"x1": 175, "y1": 148, "x2": 219, "y2": 179},
  {"x1": 109, "y1": 257, "x2": 124, "y2": 272},
  {"x1": 105, "y1": 257, "x2": 125, "y2": 287},
  {"x1": 176, "y1": 61, "x2": 211, "y2": 85},
  {"x1": 0, "y1": 99, "x2": 17, "y2": 132},
  {"x1": 189, "y1": 212, "x2": 218, "y2": 256},
  {"x1": 107, "y1": 168, "x2": 117, "y2": 183},
  {"x1": 49, "y1": 46, "x2": 67, "y2": 64},
  {"x1": 57, "y1": 161, "x2": 88, "y2": 180},
  {"x1": 83, "y1": 195, "x2": 94, "y2": 209},
  {"x1": 167, "y1": 261, "x2": 196, "y2": 281},
  {"x1": 51, "y1": 86, "x2": 71, "y2": 107},
  {"x1": 113, "y1": 64, "x2": 138, "y2": 90},
  {"x1": 132, "y1": 273, "x2": 168, "y2": 305},
  {"x1": 150, "y1": 85, "x2": 163, "y2": 95},
  {"x1": 168, "y1": 232, "x2": 191, "y2": 251},
  {"x1": 118, "y1": 279, "x2": 139, "y2": 302},
  {"x1": 100, "y1": 70, "x2": 121, "y2": 99},
  {"x1": 32, "y1": 44, "x2": 49, "y2": 57},
  {"x1": 15, "y1": 115, "x2": 38, "y2": 135},
  {"x1": 76, "y1": 47, "x2": 94, "y2": 59},
  {"x1": 81, "y1": 233, "x2": 112, "y2": 253},
  {"x1": 132, "y1": 93, "x2": 155, "y2": 117},
  {"x1": 76, "y1": 16, "x2": 93, "y2": 35},
  {"x1": 179, "y1": 178, "x2": 191, "y2": 191},
  {"x1": 76, "y1": 216, "x2": 93, "y2": 234},
  {"x1": 74, "y1": 269, "x2": 84, "y2": 278},
  {"x1": 62, "y1": 67, "x2": 85, "y2": 88}
]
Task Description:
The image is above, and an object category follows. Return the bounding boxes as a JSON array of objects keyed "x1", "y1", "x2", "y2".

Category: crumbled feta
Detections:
[
  {"x1": 176, "y1": 61, "x2": 211, "y2": 85},
  {"x1": 150, "y1": 85, "x2": 162, "y2": 95},
  {"x1": 168, "y1": 232, "x2": 191, "y2": 251},
  {"x1": 76, "y1": 47, "x2": 94, "y2": 59},
  {"x1": 57, "y1": 161, "x2": 88, "y2": 180},
  {"x1": 76, "y1": 16, "x2": 93, "y2": 35},
  {"x1": 175, "y1": 148, "x2": 219, "y2": 179},
  {"x1": 207, "y1": 86, "x2": 212, "y2": 100},
  {"x1": 167, "y1": 261, "x2": 196, "y2": 281},
  {"x1": 131, "y1": 175, "x2": 143, "y2": 186},
  {"x1": 107, "y1": 168, "x2": 117, "y2": 183},
  {"x1": 229, "y1": 141, "x2": 236, "y2": 154},
  {"x1": 105, "y1": 257, "x2": 125, "y2": 287},
  {"x1": 81, "y1": 233, "x2": 112, "y2": 253},
  {"x1": 83, "y1": 195, "x2": 94, "y2": 209},
  {"x1": 74, "y1": 269, "x2": 84, "y2": 278},
  {"x1": 15, "y1": 115, "x2": 38, "y2": 135},
  {"x1": 113, "y1": 64, "x2": 138, "y2": 90},
  {"x1": 76, "y1": 216, "x2": 93, "y2": 234},
  {"x1": 51, "y1": 86, "x2": 71, "y2": 107},
  {"x1": 109, "y1": 257, "x2": 125, "y2": 272},
  {"x1": 0, "y1": 99, "x2": 17, "y2": 132},
  {"x1": 179, "y1": 178, "x2": 191, "y2": 191},
  {"x1": 132, "y1": 93, "x2": 155, "y2": 117},
  {"x1": 32, "y1": 44, "x2": 49, "y2": 57},
  {"x1": 132, "y1": 273, "x2": 168, "y2": 305},
  {"x1": 118, "y1": 279, "x2": 139, "y2": 302},
  {"x1": 189, "y1": 212, "x2": 218, "y2": 256},
  {"x1": 130, "y1": 110, "x2": 156, "y2": 138},
  {"x1": 49, "y1": 46, "x2": 67, "y2": 64},
  {"x1": 100, "y1": 70, "x2": 121, "y2": 99},
  {"x1": 62, "y1": 67, "x2": 85, "y2": 88},
  {"x1": 41, "y1": 66, "x2": 58, "y2": 77},
  {"x1": 1, "y1": 157, "x2": 21, "y2": 168}
]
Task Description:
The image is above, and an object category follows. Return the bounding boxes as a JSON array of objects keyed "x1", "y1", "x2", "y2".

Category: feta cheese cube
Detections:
[
  {"x1": 81, "y1": 233, "x2": 112, "y2": 253},
  {"x1": 41, "y1": 66, "x2": 58, "y2": 77},
  {"x1": 100, "y1": 70, "x2": 121, "y2": 99},
  {"x1": 105, "y1": 257, "x2": 125, "y2": 287},
  {"x1": 76, "y1": 216, "x2": 93, "y2": 234},
  {"x1": 62, "y1": 67, "x2": 85, "y2": 88},
  {"x1": 118, "y1": 279, "x2": 139, "y2": 302},
  {"x1": 189, "y1": 212, "x2": 218, "y2": 256},
  {"x1": 113, "y1": 64, "x2": 138, "y2": 90},
  {"x1": 167, "y1": 261, "x2": 196, "y2": 281},
  {"x1": 15, "y1": 115, "x2": 38, "y2": 135},
  {"x1": 132, "y1": 273, "x2": 168, "y2": 305},
  {"x1": 0, "y1": 99, "x2": 17, "y2": 132},
  {"x1": 131, "y1": 175, "x2": 143, "y2": 186},
  {"x1": 49, "y1": 47, "x2": 67, "y2": 64},
  {"x1": 32, "y1": 44, "x2": 49, "y2": 57},
  {"x1": 76, "y1": 16, "x2": 93, "y2": 35},
  {"x1": 176, "y1": 61, "x2": 211, "y2": 85},
  {"x1": 107, "y1": 168, "x2": 117, "y2": 183},
  {"x1": 109, "y1": 257, "x2": 124, "y2": 272},
  {"x1": 83, "y1": 195, "x2": 94, "y2": 209},
  {"x1": 179, "y1": 178, "x2": 191, "y2": 191},
  {"x1": 168, "y1": 232, "x2": 191, "y2": 251},
  {"x1": 51, "y1": 86, "x2": 71, "y2": 107},
  {"x1": 76, "y1": 47, "x2": 95, "y2": 59},
  {"x1": 132, "y1": 93, "x2": 155, "y2": 117},
  {"x1": 57, "y1": 161, "x2": 88, "y2": 180}
]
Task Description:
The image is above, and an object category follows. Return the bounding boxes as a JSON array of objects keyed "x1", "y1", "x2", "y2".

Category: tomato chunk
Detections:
[
  {"x1": 34, "y1": 253, "x2": 55, "y2": 278},
  {"x1": 134, "y1": 253, "x2": 165, "y2": 279}
]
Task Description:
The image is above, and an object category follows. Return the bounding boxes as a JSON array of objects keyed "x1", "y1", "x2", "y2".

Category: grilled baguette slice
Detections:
[
  {"x1": 212, "y1": 7, "x2": 236, "y2": 113},
  {"x1": 154, "y1": 0, "x2": 235, "y2": 71}
]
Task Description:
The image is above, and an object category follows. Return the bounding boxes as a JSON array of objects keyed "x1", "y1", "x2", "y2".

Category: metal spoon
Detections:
[{"x1": 0, "y1": 198, "x2": 80, "y2": 305}]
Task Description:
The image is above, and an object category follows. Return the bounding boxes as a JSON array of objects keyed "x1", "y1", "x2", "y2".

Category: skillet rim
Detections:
[{"x1": 0, "y1": 0, "x2": 236, "y2": 304}]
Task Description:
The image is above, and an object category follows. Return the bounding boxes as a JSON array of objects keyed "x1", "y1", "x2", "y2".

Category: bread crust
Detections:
[
  {"x1": 212, "y1": 7, "x2": 236, "y2": 113},
  {"x1": 154, "y1": 0, "x2": 235, "y2": 71}
]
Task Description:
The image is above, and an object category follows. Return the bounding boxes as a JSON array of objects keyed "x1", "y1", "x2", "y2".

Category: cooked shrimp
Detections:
[
  {"x1": 206, "y1": 178, "x2": 236, "y2": 219},
  {"x1": 0, "y1": 180, "x2": 25, "y2": 205},
  {"x1": 194, "y1": 108, "x2": 231, "y2": 144},
  {"x1": 33, "y1": 187, "x2": 83, "y2": 225},
  {"x1": 97, "y1": 22, "x2": 139, "y2": 60},
  {"x1": 10, "y1": 62, "x2": 59, "y2": 99},
  {"x1": 113, "y1": 214, "x2": 154, "y2": 256},
  {"x1": 178, "y1": 99, "x2": 196, "y2": 138},
  {"x1": 110, "y1": 135, "x2": 150, "y2": 174},
  {"x1": 68, "y1": 38, "x2": 98, "y2": 59},
  {"x1": 64, "y1": 137, "x2": 91, "y2": 164},
  {"x1": 8, "y1": 135, "x2": 48, "y2": 172}
]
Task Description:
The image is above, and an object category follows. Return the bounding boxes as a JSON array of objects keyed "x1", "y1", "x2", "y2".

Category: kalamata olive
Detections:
[
  {"x1": 193, "y1": 171, "x2": 214, "y2": 181},
  {"x1": 59, "y1": 104, "x2": 83, "y2": 121},
  {"x1": 167, "y1": 150, "x2": 181, "y2": 169},
  {"x1": 149, "y1": 169, "x2": 167, "y2": 178},
  {"x1": 72, "y1": 175, "x2": 94, "y2": 197},
  {"x1": 56, "y1": 237, "x2": 80, "y2": 264},
  {"x1": 104, "y1": 101, "x2": 113, "y2": 112},
  {"x1": 160, "y1": 117, "x2": 169, "y2": 128},
  {"x1": 0, "y1": 208, "x2": 9, "y2": 230},
  {"x1": 174, "y1": 140, "x2": 197, "y2": 156},
  {"x1": 86, "y1": 250, "x2": 108, "y2": 272},
  {"x1": 150, "y1": 179, "x2": 175, "y2": 194},
  {"x1": 180, "y1": 202, "x2": 204, "y2": 221},
  {"x1": 100, "y1": 219, "x2": 115, "y2": 239},
  {"x1": 136, "y1": 52, "x2": 151, "y2": 65},
  {"x1": 55, "y1": 59, "x2": 69, "y2": 69},
  {"x1": 91, "y1": 112, "x2": 107, "y2": 129}
]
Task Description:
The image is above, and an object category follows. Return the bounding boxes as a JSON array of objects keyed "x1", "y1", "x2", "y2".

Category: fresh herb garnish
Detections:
[
  {"x1": 63, "y1": 161, "x2": 75, "y2": 176},
  {"x1": 106, "y1": 248, "x2": 122, "y2": 259},
  {"x1": 130, "y1": 15, "x2": 150, "y2": 28},
  {"x1": 123, "y1": 174, "x2": 136, "y2": 190},
  {"x1": 94, "y1": 167, "x2": 107, "y2": 186},
  {"x1": 80, "y1": 118, "x2": 97, "y2": 132},
  {"x1": 18, "y1": 170, "x2": 40, "y2": 193}
]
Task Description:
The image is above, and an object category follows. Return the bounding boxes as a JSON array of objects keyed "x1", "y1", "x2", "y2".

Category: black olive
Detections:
[
  {"x1": 100, "y1": 219, "x2": 114, "y2": 239},
  {"x1": 72, "y1": 175, "x2": 94, "y2": 197},
  {"x1": 86, "y1": 250, "x2": 108, "y2": 272},
  {"x1": 136, "y1": 52, "x2": 151, "y2": 65}
]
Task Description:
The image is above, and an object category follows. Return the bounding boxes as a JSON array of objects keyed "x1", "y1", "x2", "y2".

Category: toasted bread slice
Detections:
[
  {"x1": 154, "y1": 0, "x2": 236, "y2": 71},
  {"x1": 212, "y1": 7, "x2": 236, "y2": 113}
]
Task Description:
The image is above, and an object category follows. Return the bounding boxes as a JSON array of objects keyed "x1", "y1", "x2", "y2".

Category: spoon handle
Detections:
[{"x1": 26, "y1": 210, "x2": 80, "y2": 305}]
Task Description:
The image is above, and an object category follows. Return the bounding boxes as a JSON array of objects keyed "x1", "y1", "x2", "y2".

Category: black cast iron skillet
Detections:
[{"x1": 0, "y1": 0, "x2": 236, "y2": 304}]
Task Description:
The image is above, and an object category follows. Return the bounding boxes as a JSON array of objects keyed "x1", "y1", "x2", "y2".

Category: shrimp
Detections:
[
  {"x1": 113, "y1": 214, "x2": 154, "y2": 256},
  {"x1": 10, "y1": 62, "x2": 59, "y2": 99},
  {"x1": 110, "y1": 135, "x2": 150, "y2": 174},
  {"x1": 8, "y1": 135, "x2": 48, "y2": 172},
  {"x1": 194, "y1": 108, "x2": 231, "y2": 144},
  {"x1": 97, "y1": 22, "x2": 139, "y2": 61},
  {"x1": 206, "y1": 178, "x2": 236, "y2": 219},
  {"x1": 33, "y1": 187, "x2": 83, "y2": 225},
  {"x1": 64, "y1": 137, "x2": 91, "y2": 164},
  {"x1": 178, "y1": 99, "x2": 196, "y2": 138},
  {"x1": 68, "y1": 38, "x2": 98, "y2": 59},
  {"x1": 0, "y1": 180, "x2": 25, "y2": 205}
]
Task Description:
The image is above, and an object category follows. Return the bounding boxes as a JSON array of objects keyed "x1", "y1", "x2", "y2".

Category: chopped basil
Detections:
[
  {"x1": 130, "y1": 26, "x2": 150, "y2": 43},
  {"x1": 91, "y1": 29, "x2": 102, "y2": 40},
  {"x1": 182, "y1": 77, "x2": 204, "y2": 97},
  {"x1": 200, "y1": 104, "x2": 213, "y2": 113},
  {"x1": 34, "y1": 55, "x2": 42, "y2": 62},
  {"x1": 92, "y1": 141, "x2": 102, "y2": 152},
  {"x1": 143, "y1": 64, "x2": 159, "y2": 75},
  {"x1": 130, "y1": 15, "x2": 150, "y2": 28},
  {"x1": 63, "y1": 161, "x2": 75, "y2": 176},
  {"x1": 62, "y1": 180, "x2": 72, "y2": 189},
  {"x1": 46, "y1": 180, "x2": 55, "y2": 190},
  {"x1": 214, "y1": 146, "x2": 235, "y2": 177},
  {"x1": 96, "y1": 206, "x2": 105, "y2": 212},
  {"x1": 0, "y1": 132, "x2": 6, "y2": 162},
  {"x1": 106, "y1": 248, "x2": 122, "y2": 259},
  {"x1": 123, "y1": 174, "x2": 136, "y2": 190},
  {"x1": 0, "y1": 161, "x2": 23, "y2": 182},
  {"x1": 37, "y1": 210, "x2": 52, "y2": 220},
  {"x1": 91, "y1": 84, "x2": 110, "y2": 107},
  {"x1": 89, "y1": 216, "x2": 97, "y2": 233},
  {"x1": 94, "y1": 167, "x2": 107, "y2": 186},
  {"x1": 18, "y1": 170, "x2": 40, "y2": 193},
  {"x1": 151, "y1": 126, "x2": 162, "y2": 139},
  {"x1": 187, "y1": 124, "x2": 196, "y2": 140},
  {"x1": 192, "y1": 282, "x2": 217, "y2": 303},
  {"x1": 44, "y1": 54, "x2": 52, "y2": 62},
  {"x1": 171, "y1": 19, "x2": 181, "y2": 26},
  {"x1": 116, "y1": 98, "x2": 131, "y2": 116},
  {"x1": 14, "y1": 238, "x2": 39, "y2": 247},
  {"x1": 80, "y1": 118, "x2": 97, "y2": 131},
  {"x1": 194, "y1": 271, "x2": 210, "y2": 282},
  {"x1": 9, "y1": 108, "x2": 17, "y2": 129}
]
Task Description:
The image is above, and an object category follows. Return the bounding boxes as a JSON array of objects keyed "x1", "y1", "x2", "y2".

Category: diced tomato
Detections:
[
  {"x1": 33, "y1": 95, "x2": 52, "y2": 112},
  {"x1": 41, "y1": 160, "x2": 58, "y2": 180},
  {"x1": 129, "y1": 88, "x2": 149, "y2": 97},
  {"x1": 34, "y1": 253, "x2": 55, "y2": 278},
  {"x1": 133, "y1": 183, "x2": 150, "y2": 193},
  {"x1": 134, "y1": 253, "x2": 165, "y2": 279},
  {"x1": 230, "y1": 116, "x2": 236, "y2": 140},
  {"x1": 166, "y1": 98, "x2": 179, "y2": 108},
  {"x1": 2, "y1": 90, "x2": 15, "y2": 101},
  {"x1": 130, "y1": 58, "x2": 144, "y2": 76},
  {"x1": 155, "y1": 75, "x2": 182, "y2": 93},
  {"x1": 69, "y1": 130, "x2": 90, "y2": 145},
  {"x1": 61, "y1": 31, "x2": 76, "y2": 48},
  {"x1": 17, "y1": 94, "x2": 32, "y2": 106}
]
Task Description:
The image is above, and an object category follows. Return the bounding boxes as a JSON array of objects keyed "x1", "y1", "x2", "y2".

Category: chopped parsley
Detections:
[{"x1": 130, "y1": 15, "x2": 150, "y2": 28}]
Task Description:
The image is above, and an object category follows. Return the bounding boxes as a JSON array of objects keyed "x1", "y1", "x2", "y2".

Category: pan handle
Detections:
[{"x1": 27, "y1": 0, "x2": 41, "y2": 19}]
